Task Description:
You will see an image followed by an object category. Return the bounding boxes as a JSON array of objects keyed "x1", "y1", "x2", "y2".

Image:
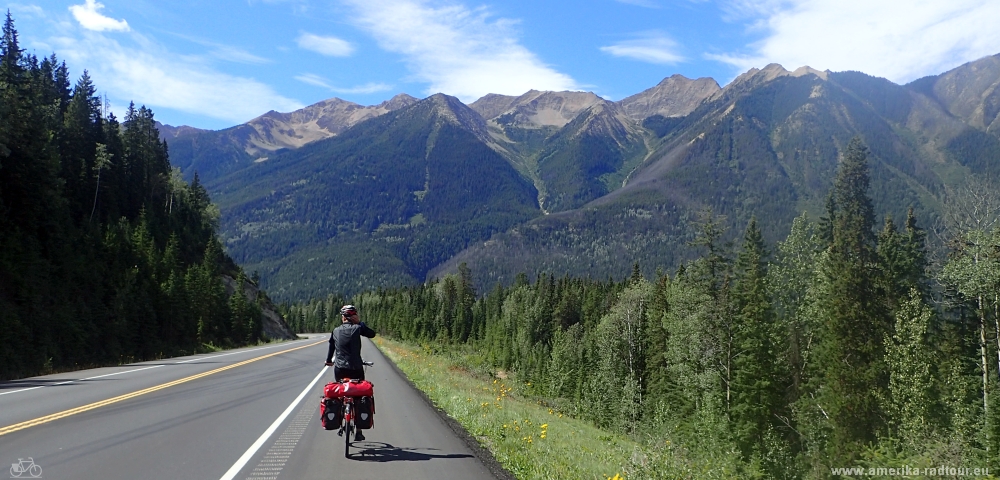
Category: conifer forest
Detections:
[
  {"x1": 5, "y1": 8, "x2": 1000, "y2": 476},
  {"x1": 289, "y1": 139, "x2": 1000, "y2": 476},
  {"x1": 0, "y1": 15, "x2": 265, "y2": 380}
]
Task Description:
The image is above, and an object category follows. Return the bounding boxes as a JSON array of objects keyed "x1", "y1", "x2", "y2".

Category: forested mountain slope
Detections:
[
  {"x1": 175, "y1": 53, "x2": 1000, "y2": 298},
  {"x1": 166, "y1": 94, "x2": 418, "y2": 184},
  {"x1": 0, "y1": 16, "x2": 292, "y2": 381},
  {"x1": 166, "y1": 74, "x2": 720, "y2": 299},
  {"x1": 208, "y1": 94, "x2": 541, "y2": 299},
  {"x1": 436, "y1": 57, "x2": 1000, "y2": 290}
]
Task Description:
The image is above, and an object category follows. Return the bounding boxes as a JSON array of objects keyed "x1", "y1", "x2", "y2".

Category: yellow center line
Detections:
[{"x1": 0, "y1": 340, "x2": 325, "y2": 437}]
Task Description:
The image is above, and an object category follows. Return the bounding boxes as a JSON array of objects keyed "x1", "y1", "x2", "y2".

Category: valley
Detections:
[{"x1": 165, "y1": 54, "x2": 1000, "y2": 299}]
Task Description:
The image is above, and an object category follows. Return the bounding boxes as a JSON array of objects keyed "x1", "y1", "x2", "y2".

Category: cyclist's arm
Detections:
[
  {"x1": 325, "y1": 331, "x2": 336, "y2": 363},
  {"x1": 359, "y1": 322, "x2": 376, "y2": 338}
]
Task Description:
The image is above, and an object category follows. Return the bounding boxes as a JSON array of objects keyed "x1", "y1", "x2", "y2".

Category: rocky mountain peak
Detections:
[
  {"x1": 155, "y1": 122, "x2": 209, "y2": 140},
  {"x1": 714, "y1": 63, "x2": 828, "y2": 103},
  {"x1": 908, "y1": 53, "x2": 1000, "y2": 130},
  {"x1": 469, "y1": 93, "x2": 523, "y2": 120},
  {"x1": 423, "y1": 93, "x2": 499, "y2": 150},
  {"x1": 487, "y1": 90, "x2": 605, "y2": 129},
  {"x1": 379, "y1": 93, "x2": 419, "y2": 111},
  {"x1": 237, "y1": 94, "x2": 417, "y2": 155},
  {"x1": 617, "y1": 74, "x2": 720, "y2": 121},
  {"x1": 733, "y1": 63, "x2": 828, "y2": 86},
  {"x1": 571, "y1": 101, "x2": 639, "y2": 143}
]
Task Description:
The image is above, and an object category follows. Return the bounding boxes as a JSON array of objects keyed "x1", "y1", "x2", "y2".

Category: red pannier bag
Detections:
[
  {"x1": 319, "y1": 397, "x2": 343, "y2": 430},
  {"x1": 324, "y1": 380, "x2": 374, "y2": 398}
]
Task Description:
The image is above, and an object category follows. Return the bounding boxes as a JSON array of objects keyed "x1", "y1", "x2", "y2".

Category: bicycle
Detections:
[
  {"x1": 10, "y1": 458, "x2": 42, "y2": 478},
  {"x1": 337, "y1": 360, "x2": 374, "y2": 458}
]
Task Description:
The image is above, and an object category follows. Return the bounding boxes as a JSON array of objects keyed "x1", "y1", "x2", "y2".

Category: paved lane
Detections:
[
  {"x1": 0, "y1": 336, "x2": 503, "y2": 480},
  {"x1": 272, "y1": 337, "x2": 499, "y2": 480}
]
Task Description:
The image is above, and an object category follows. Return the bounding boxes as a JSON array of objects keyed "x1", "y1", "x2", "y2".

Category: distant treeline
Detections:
[
  {"x1": 0, "y1": 15, "x2": 264, "y2": 380},
  {"x1": 289, "y1": 139, "x2": 999, "y2": 477}
]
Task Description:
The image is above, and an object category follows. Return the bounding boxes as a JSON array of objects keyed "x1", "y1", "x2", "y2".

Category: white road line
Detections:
[
  {"x1": 0, "y1": 338, "x2": 317, "y2": 397},
  {"x1": 219, "y1": 366, "x2": 329, "y2": 480},
  {"x1": 0, "y1": 365, "x2": 165, "y2": 396},
  {"x1": 175, "y1": 339, "x2": 313, "y2": 364}
]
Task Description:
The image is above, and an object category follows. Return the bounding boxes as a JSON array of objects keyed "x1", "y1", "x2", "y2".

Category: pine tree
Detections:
[
  {"x1": 0, "y1": 11, "x2": 23, "y2": 82},
  {"x1": 815, "y1": 137, "x2": 889, "y2": 462},
  {"x1": 730, "y1": 217, "x2": 785, "y2": 466},
  {"x1": 62, "y1": 71, "x2": 103, "y2": 222},
  {"x1": 90, "y1": 143, "x2": 112, "y2": 223}
]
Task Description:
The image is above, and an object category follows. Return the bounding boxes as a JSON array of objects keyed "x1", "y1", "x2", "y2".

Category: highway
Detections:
[{"x1": 0, "y1": 336, "x2": 503, "y2": 480}]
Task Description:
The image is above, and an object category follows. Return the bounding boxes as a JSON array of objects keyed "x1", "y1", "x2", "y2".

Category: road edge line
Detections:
[{"x1": 219, "y1": 365, "x2": 329, "y2": 480}]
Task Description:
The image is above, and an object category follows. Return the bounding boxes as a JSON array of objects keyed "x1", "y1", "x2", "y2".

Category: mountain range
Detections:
[{"x1": 164, "y1": 54, "x2": 1000, "y2": 300}]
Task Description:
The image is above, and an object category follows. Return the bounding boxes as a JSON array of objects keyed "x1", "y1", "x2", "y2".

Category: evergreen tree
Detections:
[
  {"x1": 814, "y1": 137, "x2": 889, "y2": 462},
  {"x1": 62, "y1": 71, "x2": 103, "y2": 222},
  {"x1": 730, "y1": 217, "x2": 785, "y2": 469}
]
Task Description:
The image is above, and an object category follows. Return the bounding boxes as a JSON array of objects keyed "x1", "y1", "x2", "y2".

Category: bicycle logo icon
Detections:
[{"x1": 9, "y1": 458, "x2": 42, "y2": 478}]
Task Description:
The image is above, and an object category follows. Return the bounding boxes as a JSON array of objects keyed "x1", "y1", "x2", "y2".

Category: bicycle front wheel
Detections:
[{"x1": 344, "y1": 417, "x2": 353, "y2": 458}]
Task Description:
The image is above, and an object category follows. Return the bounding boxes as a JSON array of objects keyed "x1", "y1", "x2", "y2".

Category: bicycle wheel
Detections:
[
  {"x1": 344, "y1": 405, "x2": 353, "y2": 458},
  {"x1": 29, "y1": 465, "x2": 42, "y2": 477}
]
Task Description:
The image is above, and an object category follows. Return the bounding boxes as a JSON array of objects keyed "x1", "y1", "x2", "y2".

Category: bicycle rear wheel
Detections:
[{"x1": 344, "y1": 406, "x2": 353, "y2": 458}]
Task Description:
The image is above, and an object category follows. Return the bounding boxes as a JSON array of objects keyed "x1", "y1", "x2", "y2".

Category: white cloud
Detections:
[
  {"x1": 340, "y1": 0, "x2": 578, "y2": 101},
  {"x1": 295, "y1": 73, "x2": 392, "y2": 94},
  {"x1": 168, "y1": 33, "x2": 272, "y2": 65},
  {"x1": 716, "y1": 0, "x2": 1000, "y2": 84},
  {"x1": 207, "y1": 44, "x2": 271, "y2": 65},
  {"x1": 601, "y1": 33, "x2": 684, "y2": 65},
  {"x1": 9, "y1": 4, "x2": 46, "y2": 19},
  {"x1": 295, "y1": 73, "x2": 332, "y2": 88},
  {"x1": 69, "y1": 0, "x2": 129, "y2": 32},
  {"x1": 53, "y1": 32, "x2": 303, "y2": 124},
  {"x1": 297, "y1": 33, "x2": 354, "y2": 57}
]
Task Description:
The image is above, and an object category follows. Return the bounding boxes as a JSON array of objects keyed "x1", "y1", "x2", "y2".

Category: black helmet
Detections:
[{"x1": 340, "y1": 305, "x2": 358, "y2": 316}]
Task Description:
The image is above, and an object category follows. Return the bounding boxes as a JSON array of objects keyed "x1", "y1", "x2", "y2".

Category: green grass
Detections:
[{"x1": 375, "y1": 337, "x2": 637, "y2": 480}]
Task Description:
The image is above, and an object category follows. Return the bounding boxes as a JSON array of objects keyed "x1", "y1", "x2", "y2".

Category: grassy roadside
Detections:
[{"x1": 374, "y1": 337, "x2": 637, "y2": 480}]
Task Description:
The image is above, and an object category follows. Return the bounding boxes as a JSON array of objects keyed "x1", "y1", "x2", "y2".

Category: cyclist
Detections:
[
  {"x1": 325, "y1": 305, "x2": 376, "y2": 381},
  {"x1": 325, "y1": 305, "x2": 376, "y2": 441}
]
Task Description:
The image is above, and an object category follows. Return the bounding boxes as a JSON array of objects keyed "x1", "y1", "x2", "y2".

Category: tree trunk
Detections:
[
  {"x1": 994, "y1": 293, "x2": 1000, "y2": 386},
  {"x1": 980, "y1": 294, "x2": 989, "y2": 423},
  {"x1": 89, "y1": 170, "x2": 101, "y2": 223}
]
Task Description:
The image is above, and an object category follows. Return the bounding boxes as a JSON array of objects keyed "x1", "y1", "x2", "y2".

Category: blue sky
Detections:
[{"x1": 11, "y1": 0, "x2": 1000, "y2": 130}]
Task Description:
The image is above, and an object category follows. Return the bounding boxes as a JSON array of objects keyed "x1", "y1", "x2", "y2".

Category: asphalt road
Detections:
[{"x1": 0, "y1": 336, "x2": 500, "y2": 480}]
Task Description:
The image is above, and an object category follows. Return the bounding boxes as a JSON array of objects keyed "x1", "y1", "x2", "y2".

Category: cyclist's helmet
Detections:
[{"x1": 340, "y1": 305, "x2": 358, "y2": 317}]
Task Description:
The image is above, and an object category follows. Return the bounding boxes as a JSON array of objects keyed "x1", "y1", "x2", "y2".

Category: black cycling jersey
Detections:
[{"x1": 326, "y1": 321, "x2": 376, "y2": 371}]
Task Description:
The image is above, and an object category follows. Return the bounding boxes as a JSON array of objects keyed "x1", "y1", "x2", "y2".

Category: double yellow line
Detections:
[{"x1": 0, "y1": 341, "x2": 324, "y2": 437}]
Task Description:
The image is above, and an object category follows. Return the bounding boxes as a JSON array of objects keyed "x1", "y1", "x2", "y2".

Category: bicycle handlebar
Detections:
[{"x1": 362, "y1": 361, "x2": 374, "y2": 367}]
